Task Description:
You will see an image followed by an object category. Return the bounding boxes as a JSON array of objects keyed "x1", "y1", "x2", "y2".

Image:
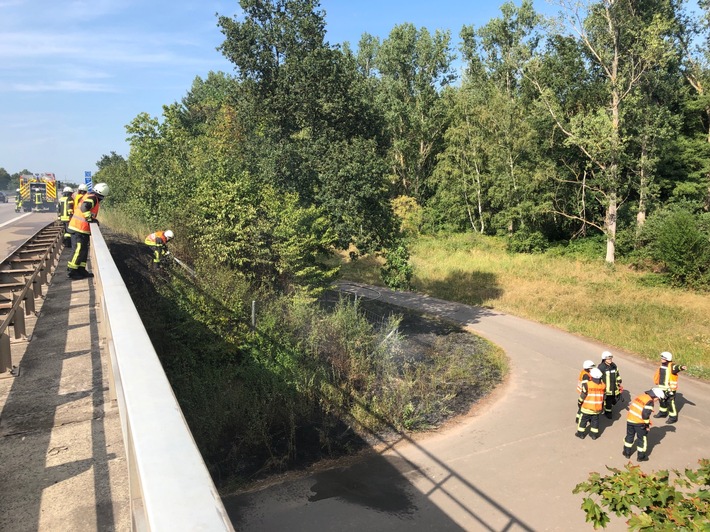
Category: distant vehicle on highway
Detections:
[{"x1": 0, "y1": 192, "x2": 7, "y2": 203}]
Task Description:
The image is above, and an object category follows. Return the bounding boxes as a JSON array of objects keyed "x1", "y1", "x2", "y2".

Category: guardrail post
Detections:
[{"x1": 0, "y1": 331, "x2": 11, "y2": 374}]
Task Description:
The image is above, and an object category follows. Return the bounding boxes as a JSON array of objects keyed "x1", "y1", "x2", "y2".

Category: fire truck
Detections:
[{"x1": 18, "y1": 173, "x2": 59, "y2": 212}]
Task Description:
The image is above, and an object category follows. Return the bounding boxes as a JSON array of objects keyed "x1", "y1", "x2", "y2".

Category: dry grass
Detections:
[{"x1": 340, "y1": 234, "x2": 710, "y2": 379}]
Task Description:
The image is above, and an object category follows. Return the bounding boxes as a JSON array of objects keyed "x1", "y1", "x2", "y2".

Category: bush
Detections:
[
  {"x1": 381, "y1": 244, "x2": 414, "y2": 290},
  {"x1": 639, "y1": 208, "x2": 710, "y2": 289},
  {"x1": 507, "y1": 229, "x2": 549, "y2": 254}
]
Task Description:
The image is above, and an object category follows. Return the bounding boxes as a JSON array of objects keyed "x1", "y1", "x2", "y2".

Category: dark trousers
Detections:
[
  {"x1": 603, "y1": 394, "x2": 617, "y2": 413},
  {"x1": 658, "y1": 392, "x2": 677, "y2": 418},
  {"x1": 623, "y1": 423, "x2": 648, "y2": 458},
  {"x1": 577, "y1": 412, "x2": 600, "y2": 436},
  {"x1": 68, "y1": 232, "x2": 90, "y2": 271}
]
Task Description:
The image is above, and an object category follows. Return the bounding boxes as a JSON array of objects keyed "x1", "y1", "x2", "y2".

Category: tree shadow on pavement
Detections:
[{"x1": 415, "y1": 270, "x2": 503, "y2": 307}]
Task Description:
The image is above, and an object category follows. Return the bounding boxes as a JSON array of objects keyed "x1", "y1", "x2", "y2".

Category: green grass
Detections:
[{"x1": 339, "y1": 233, "x2": 710, "y2": 380}]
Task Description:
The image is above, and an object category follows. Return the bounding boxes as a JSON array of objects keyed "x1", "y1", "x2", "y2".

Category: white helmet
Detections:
[
  {"x1": 93, "y1": 183, "x2": 109, "y2": 197},
  {"x1": 164, "y1": 230, "x2": 174, "y2": 239},
  {"x1": 78, "y1": 183, "x2": 88, "y2": 192},
  {"x1": 16, "y1": 188, "x2": 20, "y2": 192},
  {"x1": 63, "y1": 186, "x2": 73, "y2": 193},
  {"x1": 661, "y1": 351, "x2": 673, "y2": 361},
  {"x1": 590, "y1": 368, "x2": 603, "y2": 379},
  {"x1": 651, "y1": 387, "x2": 666, "y2": 400},
  {"x1": 583, "y1": 360, "x2": 595, "y2": 369},
  {"x1": 602, "y1": 351, "x2": 613, "y2": 359}
]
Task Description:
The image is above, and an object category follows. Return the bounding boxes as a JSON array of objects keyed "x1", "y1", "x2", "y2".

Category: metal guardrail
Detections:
[
  {"x1": 0, "y1": 224, "x2": 63, "y2": 376},
  {"x1": 89, "y1": 225, "x2": 234, "y2": 531}
]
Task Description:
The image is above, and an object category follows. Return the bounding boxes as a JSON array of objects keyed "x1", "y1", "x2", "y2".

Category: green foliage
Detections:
[
  {"x1": 381, "y1": 243, "x2": 414, "y2": 290},
  {"x1": 507, "y1": 229, "x2": 549, "y2": 254},
  {"x1": 391, "y1": 195, "x2": 423, "y2": 236},
  {"x1": 546, "y1": 234, "x2": 606, "y2": 261},
  {"x1": 573, "y1": 460, "x2": 710, "y2": 530},
  {"x1": 637, "y1": 207, "x2": 710, "y2": 288}
]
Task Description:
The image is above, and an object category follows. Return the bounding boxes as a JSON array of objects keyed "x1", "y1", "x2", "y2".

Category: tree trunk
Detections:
[
  {"x1": 605, "y1": 193, "x2": 617, "y2": 264},
  {"x1": 637, "y1": 144, "x2": 648, "y2": 232}
]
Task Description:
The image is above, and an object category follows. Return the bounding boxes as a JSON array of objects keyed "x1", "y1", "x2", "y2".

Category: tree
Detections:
[
  {"x1": 0, "y1": 167, "x2": 10, "y2": 190},
  {"x1": 458, "y1": 0, "x2": 543, "y2": 234},
  {"x1": 373, "y1": 23, "x2": 456, "y2": 200},
  {"x1": 530, "y1": 0, "x2": 678, "y2": 262}
]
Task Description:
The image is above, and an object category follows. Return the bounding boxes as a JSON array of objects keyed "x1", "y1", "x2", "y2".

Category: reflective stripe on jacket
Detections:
[
  {"x1": 68, "y1": 193, "x2": 100, "y2": 235},
  {"x1": 600, "y1": 362, "x2": 621, "y2": 395},
  {"x1": 654, "y1": 364, "x2": 679, "y2": 391},
  {"x1": 627, "y1": 393, "x2": 654, "y2": 425},
  {"x1": 579, "y1": 380, "x2": 606, "y2": 414},
  {"x1": 58, "y1": 195, "x2": 73, "y2": 221}
]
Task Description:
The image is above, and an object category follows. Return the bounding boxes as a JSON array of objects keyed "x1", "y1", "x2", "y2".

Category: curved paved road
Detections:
[{"x1": 223, "y1": 281, "x2": 710, "y2": 531}]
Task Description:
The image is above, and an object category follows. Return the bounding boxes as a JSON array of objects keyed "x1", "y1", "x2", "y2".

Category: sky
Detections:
[{"x1": 0, "y1": 0, "x2": 562, "y2": 184}]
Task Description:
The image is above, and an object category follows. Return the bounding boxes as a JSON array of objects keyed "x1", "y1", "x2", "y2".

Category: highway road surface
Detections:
[
  {"x1": 223, "y1": 281, "x2": 710, "y2": 531},
  {"x1": 0, "y1": 204, "x2": 56, "y2": 261}
]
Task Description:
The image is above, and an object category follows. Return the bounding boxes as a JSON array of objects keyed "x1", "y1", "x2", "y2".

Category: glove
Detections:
[
  {"x1": 618, "y1": 385, "x2": 623, "y2": 393},
  {"x1": 164, "y1": 251, "x2": 170, "y2": 256}
]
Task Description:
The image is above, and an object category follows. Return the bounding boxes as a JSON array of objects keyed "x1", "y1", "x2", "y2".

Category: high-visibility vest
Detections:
[
  {"x1": 576, "y1": 369, "x2": 590, "y2": 394},
  {"x1": 627, "y1": 393, "x2": 654, "y2": 425},
  {"x1": 580, "y1": 380, "x2": 606, "y2": 414},
  {"x1": 68, "y1": 193, "x2": 100, "y2": 234},
  {"x1": 654, "y1": 364, "x2": 679, "y2": 391},
  {"x1": 145, "y1": 231, "x2": 168, "y2": 246}
]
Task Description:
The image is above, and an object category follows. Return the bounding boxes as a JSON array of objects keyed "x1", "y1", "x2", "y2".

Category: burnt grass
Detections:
[{"x1": 104, "y1": 229, "x2": 500, "y2": 483}]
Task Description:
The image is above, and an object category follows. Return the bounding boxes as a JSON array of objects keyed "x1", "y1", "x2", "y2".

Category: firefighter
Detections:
[
  {"x1": 73, "y1": 183, "x2": 88, "y2": 208},
  {"x1": 144, "y1": 230, "x2": 174, "y2": 268},
  {"x1": 576, "y1": 367, "x2": 606, "y2": 440},
  {"x1": 576, "y1": 360, "x2": 595, "y2": 424},
  {"x1": 653, "y1": 351, "x2": 688, "y2": 424},
  {"x1": 623, "y1": 388, "x2": 666, "y2": 462},
  {"x1": 599, "y1": 351, "x2": 623, "y2": 419},
  {"x1": 14, "y1": 189, "x2": 22, "y2": 212},
  {"x1": 57, "y1": 186, "x2": 74, "y2": 247},
  {"x1": 66, "y1": 183, "x2": 109, "y2": 279},
  {"x1": 33, "y1": 187, "x2": 43, "y2": 210}
]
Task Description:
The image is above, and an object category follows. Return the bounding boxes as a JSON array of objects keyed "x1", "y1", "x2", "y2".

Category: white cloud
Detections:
[{"x1": 8, "y1": 80, "x2": 118, "y2": 93}]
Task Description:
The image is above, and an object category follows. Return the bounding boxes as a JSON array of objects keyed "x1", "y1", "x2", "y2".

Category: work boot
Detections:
[
  {"x1": 622, "y1": 451, "x2": 632, "y2": 459},
  {"x1": 590, "y1": 434, "x2": 598, "y2": 440},
  {"x1": 637, "y1": 454, "x2": 648, "y2": 462},
  {"x1": 605, "y1": 412, "x2": 612, "y2": 419},
  {"x1": 654, "y1": 412, "x2": 667, "y2": 418},
  {"x1": 575, "y1": 432, "x2": 586, "y2": 439},
  {"x1": 666, "y1": 417, "x2": 678, "y2": 424}
]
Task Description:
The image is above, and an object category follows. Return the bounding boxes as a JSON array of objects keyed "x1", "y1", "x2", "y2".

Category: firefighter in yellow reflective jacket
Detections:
[
  {"x1": 653, "y1": 351, "x2": 688, "y2": 424},
  {"x1": 14, "y1": 189, "x2": 22, "y2": 213},
  {"x1": 623, "y1": 388, "x2": 665, "y2": 462},
  {"x1": 576, "y1": 367, "x2": 606, "y2": 440},
  {"x1": 57, "y1": 186, "x2": 74, "y2": 247},
  {"x1": 144, "y1": 230, "x2": 174, "y2": 268},
  {"x1": 66, "y1": 183, "x2": 109, "y2": 279},
  {"x1": 599, "y1": 351, "x2": 623, "y2": 419}
]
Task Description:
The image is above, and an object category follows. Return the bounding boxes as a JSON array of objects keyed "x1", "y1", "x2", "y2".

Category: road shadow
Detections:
[
  {"x1": 0, "y1": 248, "x2": 117, "y2": 531},
  {"x1": 415, "y1": 270, "x2": 504, "y2": 307}
]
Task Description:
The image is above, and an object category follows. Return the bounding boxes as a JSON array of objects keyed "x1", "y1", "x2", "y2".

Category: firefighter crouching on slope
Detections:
[
  {"x1": 623, "y1": 388, "x2": 666, "y2": 462},
  {"x1": 66, "y1": 183, "x2": 109, "y2": 280},
  {"x1": 599, "y1": 351, "x2": 623, "y2": 419},
  {"x1": 57, "y1": 186, "x2": 74, "y2": 247},
  {"x1": 144, "y1": 230, "x2": 174, "y2": 268},
  {"x1": 653, "y1": 351, "x2": 688, "y2": 424},
  {"x1": 576, "y1": 360, "x2": 595, "y2": 424},
  {"x1": 15, "y1": 189, "x2": 22, "y2": 212},
  {"x1": 576, "y1": 367, "x2": 606, "y2": 440}
]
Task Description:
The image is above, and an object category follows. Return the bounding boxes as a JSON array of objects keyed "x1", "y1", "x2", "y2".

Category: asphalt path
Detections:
[{"x1": 223, "y1": 281, "x2": 710, "y2": 531}]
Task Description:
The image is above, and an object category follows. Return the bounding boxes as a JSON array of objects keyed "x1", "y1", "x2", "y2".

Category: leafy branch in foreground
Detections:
[{"x1": 572, "y1": 459, "x2": 710, "y2": 530}]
